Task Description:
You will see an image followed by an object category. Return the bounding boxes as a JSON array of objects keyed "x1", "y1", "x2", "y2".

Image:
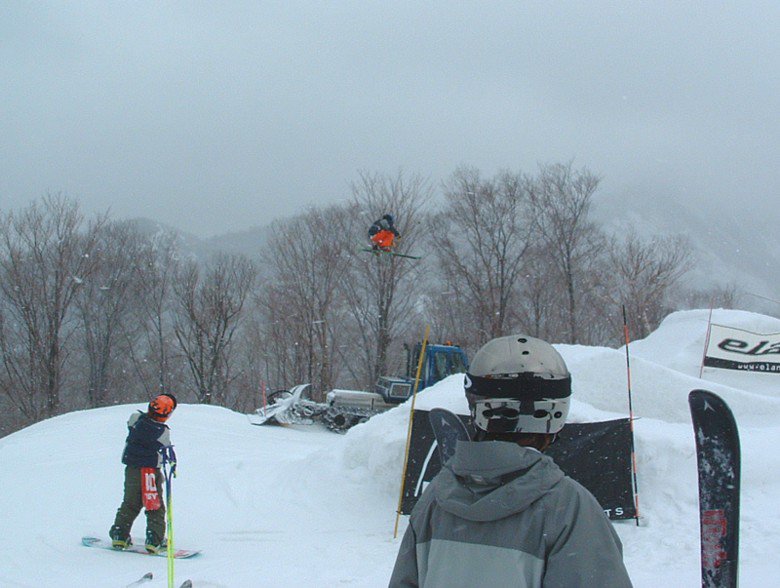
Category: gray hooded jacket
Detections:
[{"x1": 390, "y1": 440, "x2": 632, "y2": 587}]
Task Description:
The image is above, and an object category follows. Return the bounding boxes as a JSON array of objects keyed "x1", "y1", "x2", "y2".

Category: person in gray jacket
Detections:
[{"x1": 390, "y1": 334, "x2": 632, "y2": 587}]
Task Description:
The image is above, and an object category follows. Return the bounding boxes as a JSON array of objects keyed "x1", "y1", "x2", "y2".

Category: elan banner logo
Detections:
[{"x1": 704, "y1": 324, "x2": 780, "y2": 373}]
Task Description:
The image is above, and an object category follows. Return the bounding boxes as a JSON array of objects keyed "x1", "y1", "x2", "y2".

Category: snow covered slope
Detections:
[{"x1": 1, "y1": 309, "x2": 778, "y2": 587}]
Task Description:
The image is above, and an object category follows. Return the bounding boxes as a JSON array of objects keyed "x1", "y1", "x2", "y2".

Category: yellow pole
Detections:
[
  {"x1": 393, "y1": 325, "x2": 431, "y2": 538},
  {"x1": 166, "y1": 474, "x2": 175, "y2": 588}
]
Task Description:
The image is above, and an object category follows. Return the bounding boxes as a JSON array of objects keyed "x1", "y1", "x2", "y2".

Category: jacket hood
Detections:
[{"x1": 432, "y1": 440, "x2": 564, "y2": 522}]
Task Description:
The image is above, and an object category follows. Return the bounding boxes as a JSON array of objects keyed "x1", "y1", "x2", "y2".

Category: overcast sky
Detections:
[{"x1": 2, "y1": 2, "x2": 778, "y2": 236}]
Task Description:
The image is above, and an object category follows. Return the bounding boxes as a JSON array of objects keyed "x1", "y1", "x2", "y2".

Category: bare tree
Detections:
[
  {"x1": 255, "y1": 283, "x2": 308, "y2": 388},
  {"x1": 74, "y1": 220, "x2": 146, "y2": 407},
  {"x1": 601, "y1": 230, "x2": 692, "y2": 339},
  {"x1": 527, "y1": 163, "x2": 604, "y2": 344},
  {"x1": 126, "y1": 230, "x2": 182, "y2": 398},
  {"x1": 674, "y1": 283, "x2": 742, "y2": 314},
  {"x1": 261, "y1": 205, "x2": 351, "y2": 396},
  {"x1": 513, "y1": 243, "x2": 564, "y2": 341},
  {"x1": 0, "y1": 195, "x2": 105, "y2": 420},
  {"x1": 172, "y1": 254, "x2": 256, "y2": 405},
  {"x1": 231, "y1": 312, "x2": 273, "y2": 411},
  {"x1": 342, "y1": 171, "x2": 432, "y2": 386},
  {"x1": 429, "y1": 167, "x2": 532, "y2": 346}
]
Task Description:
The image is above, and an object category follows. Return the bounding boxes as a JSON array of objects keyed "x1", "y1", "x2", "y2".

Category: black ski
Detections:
[
  {"x1": 428, "y1": 408, "x2": 470, "y2": 465},
  {"x1": 360, "y1": 247, "x2": 421, "y2": 260},
  {"x1": 688, "y1": 389, "x2": 741, "y2": 588},
  {"x1": 179, "y1": 581, "x2": 193, "y2": 588}
]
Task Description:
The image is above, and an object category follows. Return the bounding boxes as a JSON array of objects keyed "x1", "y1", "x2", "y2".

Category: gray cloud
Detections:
[{"x1": 2, "y1": 1, "x2": 778, "y2": 235}]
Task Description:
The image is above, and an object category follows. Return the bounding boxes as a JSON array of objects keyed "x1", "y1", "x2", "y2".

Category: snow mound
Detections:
[
  {"x1": 2, "y1": 308, "x2": 780, "y2": 586},
  {"x1": 630, "y1": 308, "x2": 780, "y2": 376}
]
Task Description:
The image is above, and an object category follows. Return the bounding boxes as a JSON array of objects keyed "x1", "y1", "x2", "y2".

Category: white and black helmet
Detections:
[{"x1": 465, "y1": 334, "x2": 571, "y2": 435}]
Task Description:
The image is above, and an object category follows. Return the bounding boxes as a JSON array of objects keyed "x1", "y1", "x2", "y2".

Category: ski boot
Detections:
[{"x1": 109, "y1": 525, "x2": 132, "y2": 549}]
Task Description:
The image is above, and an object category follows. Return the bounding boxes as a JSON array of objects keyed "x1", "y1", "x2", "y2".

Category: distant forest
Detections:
[{"x1": 0, "y1": 163, "x2": 738, "y2": 436}]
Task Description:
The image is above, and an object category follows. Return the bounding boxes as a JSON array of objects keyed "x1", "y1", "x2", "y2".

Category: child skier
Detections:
[
  {"x1": 390, "y1": 335, "x2": 632, "y2": 587},
  {"x1": 368, "y1": 214, "x2": 400, "y2": 251},
  {"x1": 109, "y1": 393, "x2": 177, "y2": 554}
]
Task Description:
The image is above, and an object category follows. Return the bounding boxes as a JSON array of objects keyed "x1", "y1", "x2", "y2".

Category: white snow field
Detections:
[{"x1": 1, "y1": 308, "x2": 779, "y2": 587}]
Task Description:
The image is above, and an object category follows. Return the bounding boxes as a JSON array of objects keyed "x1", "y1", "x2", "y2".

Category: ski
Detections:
[
  {"x1": 179, "y1": 581, "x2": 193, "y2": 588},
  {"x1": 428, "y1": 408, "x2": 470, "y2": 465},
  {"x1": 688, "y1": 389, "x2": 741, "y2": 588},
  {"x1": 359, "y1": 247, "x2": 421, "y2": 260},
  {"x1": 126, "y1": 572, "x2": 153, "y2": 587}
]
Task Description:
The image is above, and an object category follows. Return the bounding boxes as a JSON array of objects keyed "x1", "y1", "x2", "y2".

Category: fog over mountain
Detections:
[{"x1": 592, "y1": 186, "x2": 780, "y2": 316}]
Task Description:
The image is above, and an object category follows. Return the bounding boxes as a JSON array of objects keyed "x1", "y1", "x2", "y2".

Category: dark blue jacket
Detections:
[{"x1": 121, "y1": 411, "x2": 172, "y2": 468}]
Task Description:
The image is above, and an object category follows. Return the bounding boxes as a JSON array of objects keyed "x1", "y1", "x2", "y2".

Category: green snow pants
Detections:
[{"x1": 111, "y1": 465, "x2": 166, "y2": 545}]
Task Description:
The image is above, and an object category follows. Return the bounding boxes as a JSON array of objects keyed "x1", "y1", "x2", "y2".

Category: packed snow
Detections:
[{"x1": 1, "y1": 308, "x2": 778, "y2": 587}]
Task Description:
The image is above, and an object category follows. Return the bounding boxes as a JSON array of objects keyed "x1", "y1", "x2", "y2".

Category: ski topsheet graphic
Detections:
[{"x1": 688, "y1": 389, "x2": 741, "y2": 588}]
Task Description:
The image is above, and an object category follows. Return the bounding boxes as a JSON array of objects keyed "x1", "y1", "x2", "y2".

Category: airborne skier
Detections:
[
  {"x1": 368, "y1": 213, "x2": 400, "y2": 252},
  {"x1": 390, "y1": 334, "x2": 632, "y2": 587}
]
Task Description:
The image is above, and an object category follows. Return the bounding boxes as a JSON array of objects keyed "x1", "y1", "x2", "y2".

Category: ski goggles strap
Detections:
[{"x1": 464, "y1": 372, "x2": 571, "y2": 400}]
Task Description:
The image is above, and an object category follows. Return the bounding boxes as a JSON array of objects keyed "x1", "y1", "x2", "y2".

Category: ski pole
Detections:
[
  {"x1": 166, "y1": 475, "x2": 174, "y2": 588},
  {"x1": 622, "y1": 305, "x2": 641, "y2": 526},
  {"x1": 163, "y1": 448, "x2": 177, "y2": 588}
]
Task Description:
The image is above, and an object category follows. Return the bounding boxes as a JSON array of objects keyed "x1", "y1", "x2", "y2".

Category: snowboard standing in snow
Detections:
[
  {"x1": 81, "y1": 536, "x2": 200, "y2": 559},
  {"x1": 428, "y1": 408, "x2": 470, "y2": 464},
  {"x1": 688, "y1": 389, "x2": 741, "y2": 588}
]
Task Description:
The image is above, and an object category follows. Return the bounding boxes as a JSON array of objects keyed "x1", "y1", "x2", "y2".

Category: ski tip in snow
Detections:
[{"x1": 125, "y1": 571, "x2": 153, "y2": 587}]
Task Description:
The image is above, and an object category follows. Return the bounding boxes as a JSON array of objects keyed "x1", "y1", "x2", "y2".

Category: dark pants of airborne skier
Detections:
[{"x1": 111, "y1": 465, "x2": 166, "y2": 545}]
